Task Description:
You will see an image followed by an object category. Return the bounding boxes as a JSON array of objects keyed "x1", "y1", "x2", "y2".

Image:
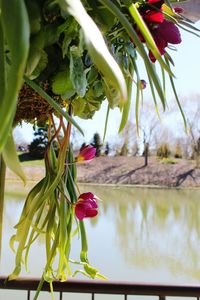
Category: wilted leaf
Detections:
[
  {"x1": 70, "y1": 45, "x2": 87, "y2": 97},
  {"x1": 2, "y1": 134, "x2": 26, "y2": 184}
]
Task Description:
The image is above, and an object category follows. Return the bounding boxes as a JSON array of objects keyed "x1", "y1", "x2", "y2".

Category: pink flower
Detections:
[
  {"x1": 174, "y1": 7, "x2": 184, "y2": 14},
  {"x1": 148, "y1": 0, "x2": 163, "y2": 4},
  {"x1": 75, "y1": 192, "x2": 98, "y2": 220},
  {"x1": 157, "y1": 20, "x2": 182, "y2": 44},
  {"x1": 149, "y1": 20, "x2": 181, "y2": 62},
  {"x1": 76, "y1": 145, "x2": 96, "y2": 162}
]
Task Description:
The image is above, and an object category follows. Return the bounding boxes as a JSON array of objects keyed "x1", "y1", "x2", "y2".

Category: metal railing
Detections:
[{"x1": 1, "y1": 276, "x2": 200, "y2": 300}]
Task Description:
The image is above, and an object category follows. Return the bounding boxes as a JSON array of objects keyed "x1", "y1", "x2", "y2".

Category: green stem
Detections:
[
  {"x1": 0, "y1": 155, "x2": 6, "y2": 258},
  {"x1": 79, "y1": 220, "x2": 88, "y2": 263}
]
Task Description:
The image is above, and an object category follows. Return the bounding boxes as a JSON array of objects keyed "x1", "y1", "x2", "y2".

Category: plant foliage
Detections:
[{"x1": 0, "y1": 0, "x2": 199, "y2": 297}]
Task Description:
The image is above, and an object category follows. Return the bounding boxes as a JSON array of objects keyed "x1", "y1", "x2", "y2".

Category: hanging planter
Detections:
[{"x1": 0, "y1": 0, "x2": 199, "y2": 298}]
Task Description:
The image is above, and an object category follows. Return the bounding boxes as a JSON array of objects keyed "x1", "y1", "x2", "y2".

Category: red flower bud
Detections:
[
  {"x1": 144, "y1": 10, "x2": 164, "y2": 23},
  {"x1": 76, "y1": 145, "x2": 96, "y2": 162},
  {"x1": 75, "y1": 192, "x2": 98, "y2": 220},
  {"x1": 174, "y1": 7, "x2": 184, "y2": 14}
]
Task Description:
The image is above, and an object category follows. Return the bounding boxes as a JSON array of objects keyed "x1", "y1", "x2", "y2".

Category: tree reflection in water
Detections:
[
  {"x1": 83, "y1": 185, "x2": 200, "y2": 281},
  {"x1": 4, "y1": 184, "x2": 200, "y2": 282}
]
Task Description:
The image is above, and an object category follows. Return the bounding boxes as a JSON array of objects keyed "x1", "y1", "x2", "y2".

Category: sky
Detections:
[{"x1": 14, "y1": 20, "x2": 200, "y2": 146}]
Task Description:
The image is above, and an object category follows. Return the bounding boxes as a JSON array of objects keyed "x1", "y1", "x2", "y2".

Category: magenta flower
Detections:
[
  {"x1": 149, "y1": 20, "x2": 181, "y2": 62},
  {"x1": 136, "y1": 0, "x2": 182, "y2": 62},
  {"x1": 76, "y1": 145, "x2": 96, "y2": 162},
  {"x1": 75, "y1": 192, "x2": 98, "y2": 220},
  {"x1": 174, "y1": 7, "x2": 184, "y2": 14}
]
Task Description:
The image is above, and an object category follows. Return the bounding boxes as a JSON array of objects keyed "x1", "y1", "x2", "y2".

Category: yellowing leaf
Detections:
[{"x1": 2, "y1": 134, "x2": 26, "y2": 184}]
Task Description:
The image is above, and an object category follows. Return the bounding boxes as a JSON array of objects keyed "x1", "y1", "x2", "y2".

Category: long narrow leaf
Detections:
[
  {"x1": 118, "y1": 69, "x2": 133, "y2": 132},
  {"x1": 165, "y1": 57, "x2": 187, "y2": 131},
  {"x1": 0, "y1": 155, "x2": 6, "y2": 258},
  {"x1": 99, "y1": 0, "x2": 166, "y2": 110},
  {"x1": 177, "y1": 23, "x2": 200, "y2": 38},
  {"x1": 179, "y1": 20, "x2": 200, "y2": 32},
  {"x1": 0, "y1": 0, "x2": 30, "y2": 153},
  {"x1": 2, "y1": 133, "x2": 26, "y2": 184},
  {"x1": 132, "y1": 60, "x2": 141, "y2": 133},
  {"x1": 147, "y1": 72, "x2": 160, "y2": 117},
  {"x1": 0, "y1": 16, "x2": 5, "y2": 103},
  {"x1": 145, "y1": 62, "x2": 166, "y2": 110},
  {"x1": 59, "y1": 0, "x2": 127, "y2": 105},
  {"x1": 103, "y1": 104, "x2": 110, "y2": 142}
]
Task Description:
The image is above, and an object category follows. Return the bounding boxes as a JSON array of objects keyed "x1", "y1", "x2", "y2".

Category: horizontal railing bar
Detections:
[{"x1": 0, "y1": 276, "x2": 200, "y2": 297}]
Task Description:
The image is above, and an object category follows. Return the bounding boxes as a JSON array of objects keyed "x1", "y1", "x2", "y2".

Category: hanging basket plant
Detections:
[{"x1": 0, "y1": 0, "x2": 199, "y2": 298}]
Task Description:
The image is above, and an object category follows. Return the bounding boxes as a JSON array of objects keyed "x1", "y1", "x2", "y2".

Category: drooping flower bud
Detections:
[
  {"x1": 76, "y1": 145, "x2": 96, "y2": 162},
  {"x1": 174, "y1": 7, "x2": 184, "y2": 14},
  {"x1": 140, "y1": 80, "x2": 147, "y2": 90},
  {"x1": 75, "y1": 192, "x2": 98, "y2": 220}
]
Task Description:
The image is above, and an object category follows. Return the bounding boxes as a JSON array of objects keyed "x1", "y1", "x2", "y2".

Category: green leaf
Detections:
[
  {"x1": 118, "y1": 69, "x2": 133, "y2": 132},
  {"x1": 0, "y1": 0, "x2": 30, "y2": 153},
  {"x1": 79, "y1": 220, "x2": 88, "y2": 263},
  {"x1": 0, "y1": 155, "x2": 6, "y2": 258},
  {"x1": 29, "y1": 49, "x2": 48, "y2": 80},
  {"x1": 24, "y1": 76, "x2": 84, "y2": 135},
  {"x1": 58, "y1": 17, "x2": 79, "y2": 57},
  {"x1": 70, "y1": 45, "x2": 87, "y2": 97},
  {"x1": 84, "y1": 263, "x2": 99, "y2": 279},
  {"x1": 52, "y1": 70, "x2": 75, "y2": 98},
  {"x1": 87, "y1": 66, "x2": 98, "y2": 84},
  {"x1": 132, "y1": 59, "x2": 141, "y2": 133},
  {"x1": 25, "y1": 31, "x2": 45, "y2": 77},
  {"x1": 0, "y1": 17, "x2": 5, "y2": 104},
  {"x1": 72, "y1": 97, "x2": 86, "y2": 116},
  {"x1": 165, "y1": 57, "x2": 187, "y2": 131},
  {"x1": 103, "y1": 81, "x2": 121, "y2": 109},
  {"x1": 93, "y1": 81, "x2": 104, "y2": 98},
  {"x1": 58, "y1": 0, "x2": 127, "y2": 105},
  {"x1": 2, "y1": 133, "x2": 26, "y2": 184},
  {"x1": 99, "y1": 0, "x2": 166, "y2": 111}
]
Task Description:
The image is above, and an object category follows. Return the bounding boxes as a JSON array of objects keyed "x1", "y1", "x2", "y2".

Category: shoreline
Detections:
[
  {"x1": 5, "y1": 179, "x2": 200, "y2": 193},
  {"x1": 5, "y1": 156, "x2": 200, "y2": 190}
]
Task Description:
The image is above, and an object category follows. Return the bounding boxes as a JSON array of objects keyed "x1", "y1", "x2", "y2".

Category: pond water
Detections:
[{"x1": 1, "y1": 183, "x2": 200, "y2": 299}]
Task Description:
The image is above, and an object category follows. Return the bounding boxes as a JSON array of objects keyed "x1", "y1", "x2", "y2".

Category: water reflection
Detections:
[
  {"x1": 2, "y1": 183, "x2": 200, "y2": 284},
  {"x1": 80, "y1": 185, "x2": 200, "y2": 282}
]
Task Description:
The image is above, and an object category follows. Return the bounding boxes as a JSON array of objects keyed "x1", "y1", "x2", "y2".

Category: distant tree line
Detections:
[{"x1": 19, "y1": 95, "x2": 200, "y2": 170}]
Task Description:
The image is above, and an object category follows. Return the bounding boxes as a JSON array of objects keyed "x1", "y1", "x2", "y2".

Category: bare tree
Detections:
[
  {"x1": 119, "y1": 120, "x2": 137, "y2": 156},
  {"x1": 137, "y1": 105, "x2": 161, "y2": 166},
  {"x1": 188, "y1": 108, "x2": 200, "y2": 167}
]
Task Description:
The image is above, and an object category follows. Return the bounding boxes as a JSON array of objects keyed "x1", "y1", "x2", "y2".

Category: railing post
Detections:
[
  {"x1": 60, "y1": 291, "x2": 63, "y2": 300},
  {"x1": 27, "y1": 290, "x2": 31, "y2": 300},
  {"x1": 159, "y1": 295, "x2": 166, "y2": 300},
  {"x1": 91, "y1": 292, "x2": 95, "y2": 300},
  {"x1": 124, "y1": 294, "x2": 128, "y2": 300}
]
